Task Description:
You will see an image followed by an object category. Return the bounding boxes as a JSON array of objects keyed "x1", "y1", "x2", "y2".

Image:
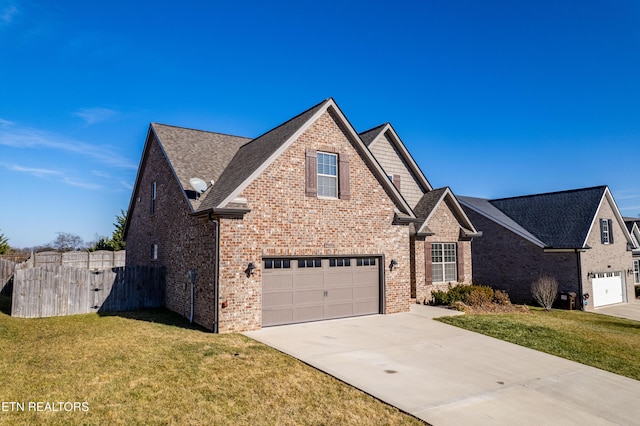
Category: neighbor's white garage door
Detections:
[
  {"x1": 262, "y1": 257, "x2": 380, "y2": 327},
  {"x1": 592, "y1": 272, "x2": 624, "y2": 308}
]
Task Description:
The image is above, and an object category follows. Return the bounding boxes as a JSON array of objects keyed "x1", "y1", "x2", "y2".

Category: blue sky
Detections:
[{"x1": 1, "y1": 0, "x2": 639, "y2": 248}]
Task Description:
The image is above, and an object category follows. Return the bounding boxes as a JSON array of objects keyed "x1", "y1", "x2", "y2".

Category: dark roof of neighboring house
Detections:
[
  {"x1": 489, "y1": 186, "x2": 607, "y2": 248},
  {"x1": 151, "y1": 123, "x2": 251, "y2": 210},
  {"x1": 197, "y1": 98, "x2": 330, "y2": 211},
  {"x1": 624, "y1": 217, "x2": 640, "y2": 233},
  {"x1": 458, "y1": 195, "x2": 545, "y2": 247}
]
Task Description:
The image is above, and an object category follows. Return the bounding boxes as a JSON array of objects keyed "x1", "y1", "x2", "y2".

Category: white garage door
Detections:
[
  {"x1": 592, "y1": 272, "x2": 624, "y2": 308},
  {"x1": 262, "y1": 257, "x2": 381, "y2": 327}
]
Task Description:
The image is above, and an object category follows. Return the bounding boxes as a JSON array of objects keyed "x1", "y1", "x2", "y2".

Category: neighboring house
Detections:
[
  {"x1": 124, "y1": 98, "x2": 478, "y2": 332},
  {"x1": 624, "y1": 217, "x2": 640, "y2": 285},
  {"x1": 459, "y1": 186, "x2": 638, "y2": 310}
]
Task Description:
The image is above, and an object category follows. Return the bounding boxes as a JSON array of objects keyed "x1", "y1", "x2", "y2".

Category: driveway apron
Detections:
[{"x1": 245, "y1": 305, "x2": 640, "y2": 426}]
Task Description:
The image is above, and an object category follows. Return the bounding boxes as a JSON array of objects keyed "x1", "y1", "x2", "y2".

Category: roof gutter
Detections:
[{"x1": 393, "y1": 214, "x2": 419, "y2": 225}]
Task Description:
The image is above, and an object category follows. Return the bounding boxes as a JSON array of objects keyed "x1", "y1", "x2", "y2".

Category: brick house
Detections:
[
  {"x1": 124, "y1": 98, "x2": 478, "y2": 332},
  {"x1": 359, "y1": 124, "x2": 479, "y2": 304},
  {"x1": 459, "y1": 186, "x2": 638, "y2": 310},
  {"x1": 625, "y1": 217, "x2": 640, "y2": 286}
]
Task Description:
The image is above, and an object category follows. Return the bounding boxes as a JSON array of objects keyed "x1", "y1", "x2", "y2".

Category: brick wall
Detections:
[
  {"x1": 125, "y1": 136, "x2": 218, "y2": 328},
  {"x1": 415, "y1": 198, "x2": 473, "y2": 303},
  {"x1": 464, "y1": 208, "x2": 579, "y2": 304},
  {"x1": 215, "y1": 109, "x2": 411, "y2": 332},
  {"x1": 580, "y1": 198, "x2": 634, "y2": 311}
]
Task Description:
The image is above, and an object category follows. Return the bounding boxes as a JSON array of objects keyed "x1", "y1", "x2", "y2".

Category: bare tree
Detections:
[
  {"x1": 52, "y1": 232, "x2": 85, "y2": 252},
  {"x1": 531, "y1": 276, "x2": 559, "y2": 311}
]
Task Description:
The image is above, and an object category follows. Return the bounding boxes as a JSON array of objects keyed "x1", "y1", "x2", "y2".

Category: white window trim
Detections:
[
  {"x1": 317, "y1": 152, "x2": 338, "y2": 199},
  {"x1": 151, "y1": 243, "x2": 158, "y2": 261},
  {"x1": 602, "y1": 219, "x2": 610, "y2": 244},
  {"x1": 432, "y1": 243, "x2": 457, "y2": 283}
]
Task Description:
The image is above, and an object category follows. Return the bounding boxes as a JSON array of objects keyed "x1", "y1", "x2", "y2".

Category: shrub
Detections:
[
  {"x1": 531, "y1": 276, "x2": 558, "y2": 311},
  {"x1": 493, "y1": 290, "x2": 512, "y2": 306},
  {"x1": 431, "y1": 284, "x2": 504, "y2": 307},
  {"x1": 431, "y1": 288, "x2": 451, "y2": 306},
  {"x1": 464, "y1": 286, "x2": 494, "y2": 307}
]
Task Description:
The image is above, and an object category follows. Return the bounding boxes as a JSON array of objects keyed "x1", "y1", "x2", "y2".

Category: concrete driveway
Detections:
[
  {"x1": 596, "y1": 301, "x2": 640, "y2": 322},
  {"x1": 245, "y1": 305, "x2": 640, "y2": 426}
]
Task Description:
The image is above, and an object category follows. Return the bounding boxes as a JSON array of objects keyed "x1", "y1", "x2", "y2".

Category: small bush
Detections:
[
  {"x1": 464, "y1": 286, "x2": 494, "y2": 306},
  {"x1": 431, "y1": 284, "x2": 504, "y2": 307},
  {"x1": 531, "y1": 276, "x2": 558, "y2": 311},
  {"x1": 635, "y1": 285, "x2": 640, "y2": 299},
  {"x1": 493, "y1": 290, "x2": 511, "y2": 306},
  {"x1": 431, "y1": 289, "x2": 451, "y2": 306}
]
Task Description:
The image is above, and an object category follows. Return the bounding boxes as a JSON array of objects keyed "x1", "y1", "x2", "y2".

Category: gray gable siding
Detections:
[{"x1": 368, "y1": 132, "x2": 425, "y2": 208}]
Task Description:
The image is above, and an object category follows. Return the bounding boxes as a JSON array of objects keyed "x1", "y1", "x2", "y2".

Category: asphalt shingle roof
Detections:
[
  {"x1": 359, "y1": 124, "x2": 387, "y2": 146},
  {"x1": 489, "y1": 186, "x2": 607, "y2": 248},
  {"x1": 197, "y1": 99, "x2": 330, "y2": 211},
  {"x1": 151, "y1": 123, "x2": 250, "y2": 210},
  {"x1": 458, "y1": 195, "x2": 545, "y2": 247}
]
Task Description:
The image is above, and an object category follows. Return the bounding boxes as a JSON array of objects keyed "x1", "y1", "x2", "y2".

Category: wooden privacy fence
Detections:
[
  {"x1": 0, "y1": 258, "x2": 16, "y2": 296},
  {"x1": 11, "y1": 265, "x2": 165, "y2": 318},
  {"x1": 20, "y1": 250, "x2": 126, "y2": 269}
]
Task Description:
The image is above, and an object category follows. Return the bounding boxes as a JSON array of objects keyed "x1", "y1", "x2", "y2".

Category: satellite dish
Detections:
[{"x1": 189, "y1": 177, "x2": 208, "y2": 194}]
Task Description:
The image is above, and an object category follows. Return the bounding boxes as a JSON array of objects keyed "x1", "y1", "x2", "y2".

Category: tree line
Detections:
[{"x1": 0, "y1": 210, "x2": 126, "y2": 255}]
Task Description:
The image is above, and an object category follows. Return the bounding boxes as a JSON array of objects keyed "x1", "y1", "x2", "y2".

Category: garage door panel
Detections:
[
  {"x1": 326, "y1": 287, "x2": 354, "y2": 302},
  {"x1": 263, "y1": 291, "x2": 293, "y2": 307},
  {"x1": 325, "y1": 271, "x2": 354, "y2": 287},
  {"x1": 354, "y1": 285, "x2": 378, "y2": 299},
  {"x1": 325, "y1": 302, "x2": 354, "y2": 318},
  {"x1": 263, "y1": 257, "x2": 380, "y2": 326},
  {"x1": 354, "y1": 300, "x2": 379, "y2": 315},
  {"x1": 294, "y1": 289, "x2": 325, "y2": 305},
  {"x1": 263, "y1": 274, "x2": 293, "y2": 291},
  {"x1": 593, "y1": 273, "x2": 624, "y2": 308},
  {"x1": 263, "y1": 309, "x2": 293, "y2": 327},
  {"x1": 294, "y1": 305, "x2": 324, "y2": 323}
]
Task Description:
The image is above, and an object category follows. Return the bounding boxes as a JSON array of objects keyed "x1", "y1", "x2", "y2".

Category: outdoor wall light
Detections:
[
  {"x1": 586, "y1": 272, "x2": 595, "y2": 279},
  {"x1": 628, "y1": 268, "x2": 634, "y2": 275},
  {"x1": 389, "y1": 259, "x2": 398, "y2": 271},
  {"x1": 245, "y1": 262, "x2": 256, "y2": 278}
]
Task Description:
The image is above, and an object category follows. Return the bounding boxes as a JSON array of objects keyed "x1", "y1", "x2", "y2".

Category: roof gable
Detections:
[
  {"x1": 414, "y1": 187, "x2": 479, "y2": 237},
  {"x1": 196, "y1": 98, "x2": 415, "y2": 218},
  {"x1": 360, "y1": 123, "x2": 433, "y2": 193}
]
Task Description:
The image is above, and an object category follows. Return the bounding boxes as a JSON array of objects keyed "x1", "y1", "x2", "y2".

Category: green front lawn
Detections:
[
  {"x1": 437, "y1": 307, "x2": 640, "y2": 380},
  {"x1": 0, "y1": 296, "x2": 422, "y2": 425}
]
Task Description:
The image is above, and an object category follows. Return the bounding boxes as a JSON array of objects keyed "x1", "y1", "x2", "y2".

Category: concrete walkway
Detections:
[{"x1": 245, "y1": 305, "x2": 640, "y2": 426}]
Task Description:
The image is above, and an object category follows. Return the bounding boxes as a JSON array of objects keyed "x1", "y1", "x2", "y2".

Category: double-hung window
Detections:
[
  {"x1": 600, "y1": 219, "x2": 614, "y2": 244},
  {"x1": 634, "y1": 260, "x2": 640, "y2": 284},
  {"x1": 317, "y1": 152, "x2": 338, "y2": 198},
  {"x1": 601, "y1": 219, "x2": 610, "y2": 244},
  {"x1": 432, "y1": 243, "x2": 457, "y2": 282}
]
